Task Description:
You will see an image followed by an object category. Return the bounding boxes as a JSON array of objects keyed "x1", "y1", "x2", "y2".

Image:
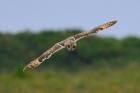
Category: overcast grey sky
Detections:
[{"x1": 0, "y1": 0, "x2": 140, "y2": 37}]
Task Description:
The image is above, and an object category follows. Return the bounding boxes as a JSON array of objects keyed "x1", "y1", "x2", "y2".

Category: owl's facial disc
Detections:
[{"x1": 66, "y1": 43, "x2": 77, "y2": 51}]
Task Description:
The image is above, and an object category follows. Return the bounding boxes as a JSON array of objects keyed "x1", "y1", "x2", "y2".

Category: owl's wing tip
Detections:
[
  {"x1": 22, "y1": 65, "x2": 33, "y2": 72},
  {"x1": 111, "y1": 20, "x2": 118, "y2": 25},
  {"x1": 99, "y1": 20, "x2": 118, "y2": 30},
  {"x1": 22, "y1": 67, "x2": 26, "y2": 72},
  {"x1": 23, "y1": 59, "x2": 41, "y2": 72},
  {"x1": 22, "y1": 66, "x2": 29, "y2": 72}
]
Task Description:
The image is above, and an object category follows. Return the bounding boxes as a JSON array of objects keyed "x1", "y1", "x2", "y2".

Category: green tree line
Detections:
[{"x1": 0, "y1": 29, "x2": 140, "y2": 71}]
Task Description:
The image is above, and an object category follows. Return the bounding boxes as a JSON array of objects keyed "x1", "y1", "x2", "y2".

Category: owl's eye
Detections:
[
  {"x1": 67, "y1": 45, "x2": 70, "y2": 48},
  {"x1": 72, "y1": 45, "x2": 76, "y2": 48}
]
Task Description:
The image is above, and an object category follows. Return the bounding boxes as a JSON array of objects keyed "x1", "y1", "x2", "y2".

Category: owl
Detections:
[{"x1": 23, "y1": 20, "x2": 117, "y2": 71}]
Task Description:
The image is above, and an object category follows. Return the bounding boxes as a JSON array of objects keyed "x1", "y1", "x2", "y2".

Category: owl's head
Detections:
[{"x1": 65, "y1": 40, "x2": 77, "y2": 51}]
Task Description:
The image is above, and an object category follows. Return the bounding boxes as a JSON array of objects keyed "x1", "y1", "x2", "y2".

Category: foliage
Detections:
[
  {"x1": 0, "y1": 63, "x2": 140, "y2": 93},
  {"x1": 0, "y1": 30, "x2": 140, "y2": 93},
  {"x1": 0, "y1": 29, "x2": 139, "y2": 71}
]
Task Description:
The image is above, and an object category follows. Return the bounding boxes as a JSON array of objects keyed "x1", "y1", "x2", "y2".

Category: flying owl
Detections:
[{"x1": 23, "y1": 20, "x2": 117, "y2": 71}]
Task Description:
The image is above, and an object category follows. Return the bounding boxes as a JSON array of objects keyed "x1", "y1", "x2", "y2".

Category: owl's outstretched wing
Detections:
[
  {"x1": 73, "y1": 20, "x2": 117, "y2": 41},
  {"x1": 23, "y1": 42, "x2": 64, "y2": 71}
]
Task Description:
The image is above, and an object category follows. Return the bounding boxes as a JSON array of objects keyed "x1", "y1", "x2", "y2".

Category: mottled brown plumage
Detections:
[{"x1": 23, "y1": 20, "x2": 117, "y2": 71}]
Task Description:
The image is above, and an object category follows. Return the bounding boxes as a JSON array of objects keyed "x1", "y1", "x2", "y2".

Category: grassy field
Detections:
[{"x1": 0, "y1": 63, "x2": 140, "y2": 93}]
